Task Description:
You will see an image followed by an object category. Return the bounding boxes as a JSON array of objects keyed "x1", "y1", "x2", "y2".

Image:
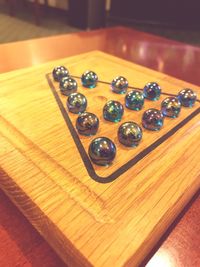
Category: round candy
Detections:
[
  {"x1": 143, "y1": 82, "x2": 161, "y2": 101},
  {"x1": 76, "y1": 112, "x2": 99, "y2": 136},
  {"x1": 142, "y1": 108, "x2": 164, "y2": 131},
  {"x1": 118, "y1": 122, "x2": 142, "y2": 147},
  {"x1": 52, "y1": 66, "x2": 69, "y2": 82},
  {"x1": 81, "y1": 70, "x2": 98, "y2": 88},
  {"x1": 88, "y1": 137, "x2": 116, "y2": 166},
  {"x1": 177, "y1": 88, "x2": 197, "y2": 107},
  {"x1": 125, "y1": 90, "x2": 144, "y2": 110},
  {"x1": 67, "y1": 93, "x2": 87, "y2": 114},
  {"x1": 103, "y1": 100, "x2": 124, "y2": 122},
  {"x1": 161, "y1": 97, "x2": 181, "y2": 118},
  {"x1": 60, "y1": 77, "x2": 77, "y2": 96},
  {"x1": 111, "y1": 76, "x2": 128, "y2": 94}
]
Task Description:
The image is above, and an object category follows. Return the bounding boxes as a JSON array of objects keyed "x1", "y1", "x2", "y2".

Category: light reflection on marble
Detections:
[
  {"x1": 103, "y1": 100, "x2": 124, "y2": 122},
  {"x1": 81, "y1": 70, "x2": 98, "y2": 88},
  {"x1": 178, "y1": 88, "x2": 197, "y2": 107},
  {"x1": 67, "y1": 92, "x2": 87, "y2": 114}
]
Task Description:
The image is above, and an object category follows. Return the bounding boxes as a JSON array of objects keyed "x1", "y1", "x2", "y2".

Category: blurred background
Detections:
[
  {"x1": 0, "y1": 2, "x2": 200, "y2": 267},
  {"x1": 0, "y1": 0, "x2": 200, "y2": 45}
]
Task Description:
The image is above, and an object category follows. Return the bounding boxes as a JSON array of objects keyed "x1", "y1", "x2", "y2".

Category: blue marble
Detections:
[
  {"x1": 161, "y1": 97, "x2": 181, "y2": 118},
  {"x1": 143, "y1": 82, "x2": 161, "y2": 101},
  {"x1": 52, "y1": 66, "x2": 69, "y2": 82},
  {"x1": 125, "y1": 90, "x2": 144, "y2": 110},
  {"x1": 118, "y1": 122, "x2": 142, "y2": 147},
  {"x1": 60, "y1": 77, "x2": 77, "y2": 96},
  {"x1": 142, "y1": 108, "x2": 164, "y2": 131},
  {"x1": 103, "y1": 100, "x2": 124, "y2": 122},
  {"x1": 178, "y1": 88, "x2": 197, "y2": 107},
  {"x1": 67, "y1": 93, "x2": 87, "y2": 114},
  {"x1": 111, "y1": 76, "x2": 128, "y2": 94},
  {"x1": 88, "y1": 137, "x2": 116, "y2": 166},
  {"x1": 76, "y1": 112, "x2": 99, "y2": 136},
  {"x1": 81, "y1": 70, "x2": 98, "y2": 88}
]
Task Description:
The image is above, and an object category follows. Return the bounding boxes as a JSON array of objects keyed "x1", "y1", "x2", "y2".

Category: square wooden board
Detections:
[{"x1": 0, "y1": 51, "x2": 200, "y2": 267}]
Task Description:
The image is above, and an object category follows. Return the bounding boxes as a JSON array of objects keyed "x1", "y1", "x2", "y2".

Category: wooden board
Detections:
[{"x1": 0, "y1": 51, "x2": 200, "y2": 267}]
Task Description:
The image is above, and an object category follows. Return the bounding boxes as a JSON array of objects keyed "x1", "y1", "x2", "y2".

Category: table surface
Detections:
[{"x1": 0, "y1": 26, "x2": 199, "y2": 267}]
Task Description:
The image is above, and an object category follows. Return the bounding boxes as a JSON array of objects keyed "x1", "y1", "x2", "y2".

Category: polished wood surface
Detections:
[
  {"x1": 0, "y1": 27, "x2": 200, "y2": 85},
  {"x1": 0, "y1": 27, "x2": 200, "y2": 267},
  {"x1": 0, "y1": 51, "x2": 200, "y2": 267}
]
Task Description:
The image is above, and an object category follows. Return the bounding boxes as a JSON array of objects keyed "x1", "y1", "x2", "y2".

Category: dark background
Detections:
[{"x1": 110, "y1": 0, "x2": 200, "y2": 28}]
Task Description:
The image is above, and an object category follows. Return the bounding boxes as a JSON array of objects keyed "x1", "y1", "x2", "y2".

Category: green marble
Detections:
[
  {"x1": 67, "y1": 93, "x2": 87, "y2": 114},
  {"x1": 125, "y1": 90, "x2": 144, "y2": 110},
  {"x1": 103, "y1": 100, "x2": 124, "y2": 122}
]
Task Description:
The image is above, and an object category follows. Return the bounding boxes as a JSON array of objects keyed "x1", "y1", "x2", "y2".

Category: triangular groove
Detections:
[{"x1": 46, "y1": 73, "x2": 200, "y2": 183}]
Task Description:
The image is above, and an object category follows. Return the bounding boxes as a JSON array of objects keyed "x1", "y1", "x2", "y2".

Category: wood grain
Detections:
[{"x1": 0, "y1": 51, "x2": 200, "y2": 267}]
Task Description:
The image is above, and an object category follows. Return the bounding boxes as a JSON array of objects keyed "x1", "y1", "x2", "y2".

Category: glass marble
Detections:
[
  {"x1": 118, "y1": 122, "x2": 142, "y2": 147},
  {"x1": 59, "y1": 77, "x2": 77, "y2": 96},
  {"x1": 161, "y1": 97, "x2": 181, "y2": 118},
  {"x1": 143, "y1": 82, "x2": 161, "y2": 101},
  {"x1": 81, "y1": 70, "x2": 98, "y2": 88},
  {"x1": 125, "y1": 90, "x2": 144, "y2": 110},
  {"x1": 52, "y1": 66, "x2": 69, "y2": 82},
  {"x1": 103, "y1": 100, "x2": 124, "y2": 122},
  {"x1": 88, "y1": 137, "x2": 116, "y2": 166},
  {"x1": 111, "y1": 76, "x2": 128, "y2": 94},
  {"x1": 67, "y1": 93, "x2": 87, "y2": 114},
  {"x1": 177, "y1": 88, "x2": 197, "y2": 107},
  {"x1": 142, "y1": 108, "x2": 164, "y2": 131},
  {"x1": 76, "y1": 112, "x2": 99, "y2": 136}
]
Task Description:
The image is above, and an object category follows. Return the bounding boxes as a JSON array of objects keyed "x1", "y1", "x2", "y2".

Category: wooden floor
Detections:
[
  {"x1": 0, "y1": 1, "x2": 79, "y2": 43},
  {"x1": 0, "y1": 1, "x2": 200, "y2": 45}
]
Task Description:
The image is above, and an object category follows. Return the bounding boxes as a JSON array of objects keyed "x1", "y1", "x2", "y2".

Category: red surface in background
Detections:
[
  {"x1": 1, "y1": 27, "x2": 200, "y2": 85},
  {"x1": 0, "y1": 27, "x2": 200, "y2": 267}
]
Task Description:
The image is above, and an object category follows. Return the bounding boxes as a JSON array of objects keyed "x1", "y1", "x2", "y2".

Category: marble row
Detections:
[{"x1": 52, "y1": 66, "x2": 197, "y2": 166}]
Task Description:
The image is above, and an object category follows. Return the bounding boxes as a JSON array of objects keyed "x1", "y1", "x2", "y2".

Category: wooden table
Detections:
[{"x1": 0, "y1": 26, "x2": 199, "y2": 267}]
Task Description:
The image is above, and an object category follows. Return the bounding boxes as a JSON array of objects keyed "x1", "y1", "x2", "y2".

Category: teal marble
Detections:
[
  {"x1": 161, "y1": 97, "x2": 181, "y2": 118},
  {"x1": 76, "y1": 112, "x2": 99, "y2": 136},
  {"x1": 88, "y1": 137, "x2": 116, "y2": 166},
  {"x1": 142, "y1": 108, "x2": 164, "y2": 131},
  {"x1": 67, "y1": 93, "x2": 87, "y2": 114},
  {"x1": 118, "y1": 122, "x2": 142, "y2": 147},
  {"x1": 178, "y1": 88, "x2": 197, "y2": 107},
  {"x1": 60, "y1": 77, "x2": 77, "y2": 96},
  {"x1": 52, "y1": 66, "x2": 69, "y2": 82},
  {"x1": 111, "y1": 76, "x2": 128, "y2": 94},
  {"x1": 143, "y1": 82, "x2": 161, "y2": 101},
  {"x1": 81, "y1": 70, "x2": 98, "y2": 88},
  {"x1": 125, "y1": 90, "x2": 144, "y2": 110},
  {"x1": 103, "y1": 100, "x2": 124, "y2": 122}
]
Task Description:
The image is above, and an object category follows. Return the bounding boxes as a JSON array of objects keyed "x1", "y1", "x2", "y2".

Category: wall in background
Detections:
[
  {"x1": 46, "y1": 0, "x2": 68, "y2": 10},
  {"x1": 28, "y1": 0, "x2": 68, "y2": 9},
  {"x1": 32, "y1": 0, "x2": 111, "y2": 10},
  {"x1": 110, "y1": 0, "x2": 200, "y2": 27}
]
